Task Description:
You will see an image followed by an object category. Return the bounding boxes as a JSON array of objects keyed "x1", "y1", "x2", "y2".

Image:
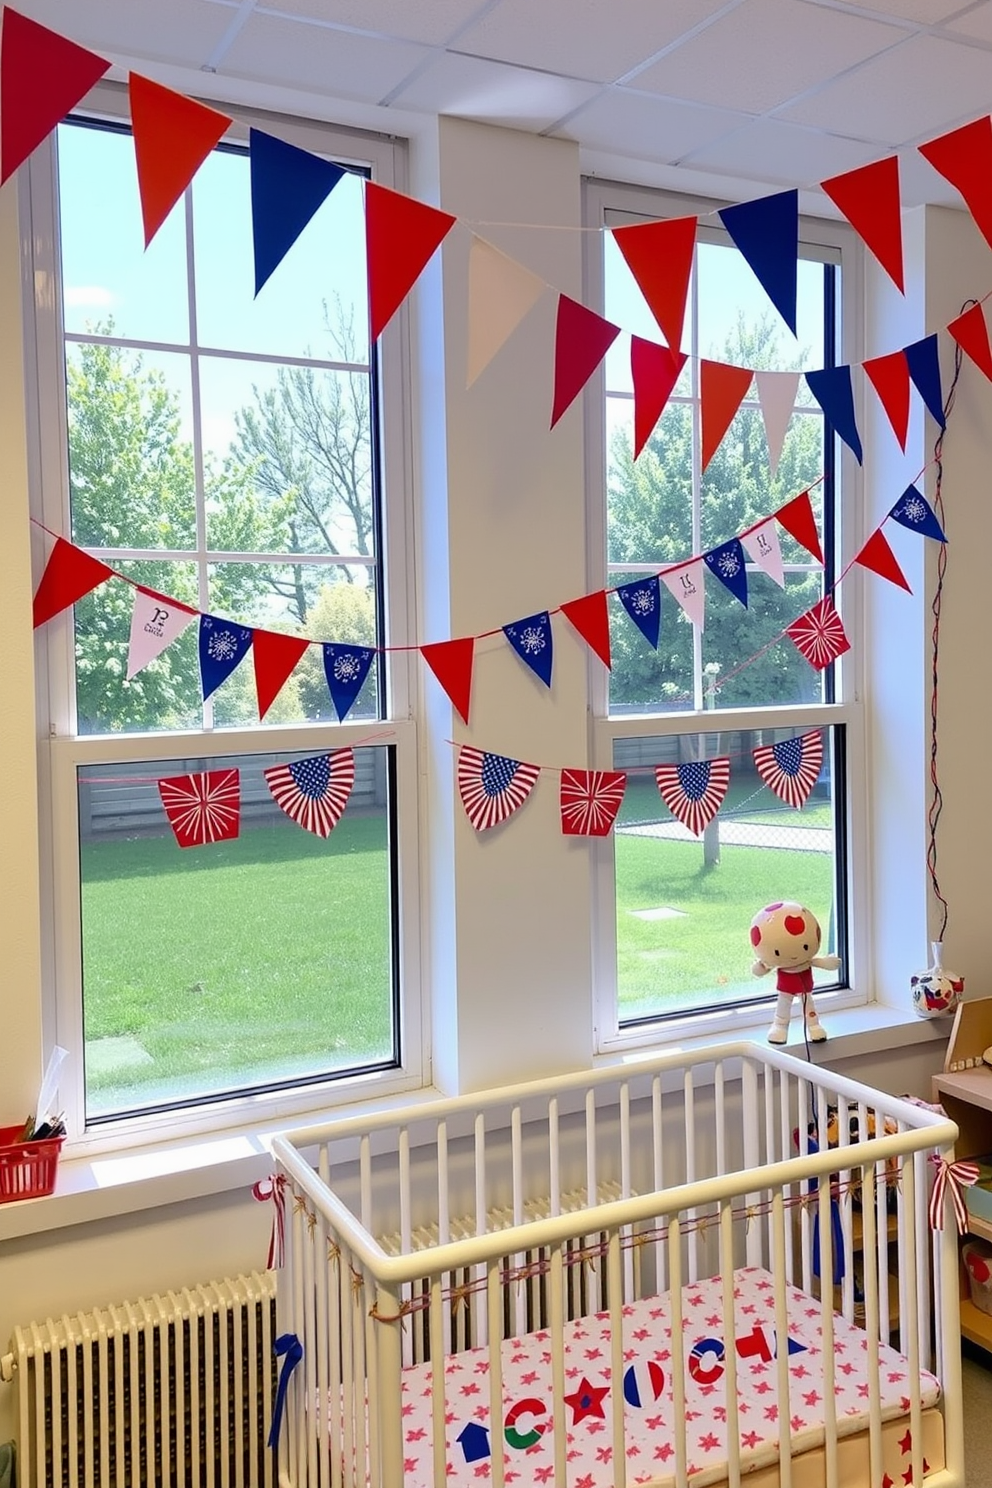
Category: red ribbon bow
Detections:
[
  {"x1": 252, "y1": 1172, "x2": 288, "y2": 1268},
  {"x1": 928, "y1": 1153, "x2": 980, "y2": 1233}
]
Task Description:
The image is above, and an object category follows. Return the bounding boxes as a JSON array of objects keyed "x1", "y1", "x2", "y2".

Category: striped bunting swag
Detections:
[
  {"x1": 264, "y1": 749, "x2": 355, "y2": 838},
  {"x1": 753, "y1": 730, "x2": 823, "y2": 810},
  {"x1": 655, "y1": 757, "x2": 730, "y2": 837},
  {"x1": 458, "y1": 747, "x2": 540, "y2": 832}
]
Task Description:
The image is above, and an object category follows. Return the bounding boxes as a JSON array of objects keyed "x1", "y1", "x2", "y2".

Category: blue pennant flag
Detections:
[
  {"x1": 198, "y1": 614, "x2": 253, "y2": 701},
  {"x1": 503, "y1": 610, "x2": 554, "y2": 687},
  {"x1": 719, "y1": 190, "x2": 799, "y2": 335},
  {"x1": 889, "y1": 483, "x2": 947, "y2": 542},
  {"x1": 616, "y1": 576, "x2": 661, "y2": 648},
  {"x1": 805, "y1": 365, "x2": 863, "y2": 464},
  {"x1": 905, "y1": 334, "x2": 946, "y2": 429},
  {"x1": 322, "y1": 643, "x2": 375, "y2": 721},
  {"x1": 250, "y1": 128, "x2": 346, "y2": 296},
  {"x1": 704, "y1": 537, "x2": 749, "y2": 608}
]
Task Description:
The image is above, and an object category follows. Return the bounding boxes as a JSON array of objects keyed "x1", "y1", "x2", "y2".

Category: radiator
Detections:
[{"x1": 1, "y1": 1272, "x2": 278, "y2": 1488}]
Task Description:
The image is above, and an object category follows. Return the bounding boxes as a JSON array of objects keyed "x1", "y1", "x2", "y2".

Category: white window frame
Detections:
[
  {"x1": 24, "y1": 84, "x2": 427, "y2": 1151},
  {"x1": 582, "y1": 177, "x2": 870, "y2": 1054}
]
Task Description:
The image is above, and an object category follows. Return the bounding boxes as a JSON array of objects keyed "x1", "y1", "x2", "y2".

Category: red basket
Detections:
[{"x1": 0, "y1": 1124, "x2": 64, "y2": 1203}]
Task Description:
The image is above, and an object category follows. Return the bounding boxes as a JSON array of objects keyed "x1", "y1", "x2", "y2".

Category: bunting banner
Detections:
[
  {"x1": 263, "y1": 750, "x2": 355, "y2": 838},
  {"x1": 947, "y1": 301, "x2": 992, "y2": 382},
  {"x1": 786, "y1": 595, "x2": 850, "y2": 670},
  {"x1": 919, "y1": 116, "x2": 992, "y2": 255},
  {"x1": 719, "y1": 190, "x2": 799, "y2": 335},
  {"x1": 457, "y1": 747, "x2": 540, "y2": 832},
  {"x1": 199, "y1": 614, "x2": 253, "y2": 701},
  {"x1": 127, "y1": 586, "x2": 197, "y2": 681},
  {"x1": 129, "y1": 74, "x2": 231, "y2": 246},
  {"x1": 753, "y1": 729, "x2": 823, "y2": 809},
  {"x1": 661, "y1": 558, "x2": 706, "y2": 631},
  {"x1": 655, "y1": 758, "x2": 730, "y2": 837},
  {"x1": 863, "y1": 350, "x2": 910, "y2": 450},
  {"x1": 0, "y1": 8, "x2": 110, "y2": 186},
  {"x1": 754, "y1": 370, "x2": 799, "y2": 477},
  {"x1": 560, "y1": 590, "x2": 611, "y2": 668},
  {"x1": 742, "y1": 520, "x2": 785, "y2": 588},
  {"x1": 550, "y1": 295, "x2": 621, "y2": 429},
  {"x1": 611, "y1": 216, "x2": 697, "y2": 352},
  {"x1": 365, "y1": 180, "x2": 456, "y2": 342},
  {"x1": 252, "y1": 628, "x2": 311, "y2": 721},
  {"x1": 805, "y1": 366, "x2": 863, "y2": 464},
  {"x1": 700, "y1": 360, "x2": 752, "y2": 472},
  {"x1": 158, "y1": 768, "x2": 241, "y2": 849},
  {"x1": 249, "y1": 128, "x2": 346, "y2": 296},
  {"x1": 466, "y1": 235, "x2": 545, "y2": 387},
  {"x1": 704, "y1": 537, "x2": 748, "y2": 608},
  {"x1": 631, "y1": 338, "x2": 687, "y2": 459},
  {"x1": 421, "y1": 635, "x2": 475, "y2": 725},
  {"x1": 775, "y1": 490, "x2": 824, "y2": 565},
  {"x1": 854, "y1": 528, "x2": 911, "y2": 592},
  {"x1": 322, "y1": 643, "x2": 375, "y2": 722},
  {"x1": 560, "y1": 769, "x2": 626, "y2": 837},
  {"x1": 904, "y1": 334, "x2": 945, "y2": 429},
  {"x1": 32, "y1": 535, "x2": 115, "y2": 629},
  {"x1": 616, "y1": 575, "x2": 661, "y2": 649},
  {"x1": 889, "y1": 485, "x2": 946, "y2": 543},
  {"x1": 504, "y1": 611, "x2": 554, "y2": 687},
  {"x1": 820, "y1": 157, "x2": 904, "y2": 294}
]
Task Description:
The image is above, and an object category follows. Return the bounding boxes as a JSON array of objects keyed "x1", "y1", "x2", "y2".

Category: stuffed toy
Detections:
[{"x1": 749, "y1": 900, "x2": 840, "y2": 1044}]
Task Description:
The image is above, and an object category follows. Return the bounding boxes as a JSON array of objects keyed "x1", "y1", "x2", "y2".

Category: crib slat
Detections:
[
  {"x1": 487, "y1": 1260, "x2": 506, "y2": 1488},
  {"x1": 742, "y1": 1058, "x2": 762, "y2": 1268},
  {"x1": 684, "y1": 1069, "x2": 698, "y2": 1284},
  {"x1": 668, "y1": 1217, "x2": 688, "y2": 1488},
  {"x1": 548, "y1": 1244, "x2": 568, "y2": 1488},
  {"x1": 652, "y1": 1074, "x2": 666, "y2": 1294},
  {"x1": 430, "y1": 1276, "x2": 447, "y2": 1488},
  {"x1": 373, "y1": 1280, "x2": 404, "y2": 1488},
  {"x1": 857, "y1": 1103, "x2": 884, "y2": 1488},
  {"x1": 771, "y1": 1189, "x2": 793, "y2": 1488},
  {"x1": 607, "y1": 1229, "x2": 627, "y2": 1488},
  {"x1": 474, "y1": 1113, "x2": 488, "y2": 1349},
  {"x1": 720, "y1": 1201, "x2": 741, "y2": 1488},
  {"x1": 901, "y1": 1155, "x2": 923, "y2": 1488},
  {"x1": 815, "y1": 1088, "x2": 838, "y2": 1488}
]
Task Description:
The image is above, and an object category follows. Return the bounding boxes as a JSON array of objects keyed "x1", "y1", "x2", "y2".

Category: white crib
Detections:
[{"x1": 270, "y1": 1041, "x2": 964, "y2": 1488}]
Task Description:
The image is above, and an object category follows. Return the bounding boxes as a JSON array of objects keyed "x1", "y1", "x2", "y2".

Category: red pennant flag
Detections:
[
  {"x1": 775, "y1": 491, "x2": 823, "y2": 565},
  {"x1": 631, "y1": 338, "x2": 687, "y2": 458},
  {"x1": 786, "y1": 596, "x2": 850, "y2": 670},
  {"x1": 863, "y1": 350, "x2": 910, "y2": 450},
  {"x1": 948, "y1": 302, "x2": 992, "y2": 382},
  {"x1": 252, "y1": 629, "x2": 310, "y2": 721},
  {"x1": 611, "y1": 216, "x2": 697, "y2": 351},
  {"x1": 700, "y1": 360, "x2": 752, "y2": 472},
  {"x1": 366, "y1": 181, "x2": 456, "y2": 342},
  {"x1": 158, "y1": 768, "x2": 241, "y2": 849},
  {"x1": 919, "y1": 116, "x2": 992, "y2": 254},
  {"x1": 130, "y1": 74, "x2": 231, "y2": 246},
  {"x1": 33, "y1": 537, "x2": 115, "y2": 629},
  {"x1": 551, "y1": 295, "x2": 621, "y2": 429},
  {"x1": 855, "y1": 528, "x2": 911, "y2": 592},
  {"x1": 0, "y1": 10, "x2": 110, "y2": 185},
  {"x1": 560, "y1": 590, "x2": 611, "y2": 669},
  {"x1": 820, "y1": 157, "x2": 904, "y2": 293},
  {"x1": 421, "y1": 636, "x2": 475, "y2": 725}
]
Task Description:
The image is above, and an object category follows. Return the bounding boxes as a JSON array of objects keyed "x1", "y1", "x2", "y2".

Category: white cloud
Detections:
[{"x1": 63, "y1": 285, "x2": 116, "y2": 309}]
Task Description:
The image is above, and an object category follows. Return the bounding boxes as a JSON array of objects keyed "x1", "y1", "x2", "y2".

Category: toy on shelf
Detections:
[
  {"x1": 910, "y1": 940, "x2": 964, "y2": 1019},
  {"x1": 750, "y1": 900, "x2": 840, "y2": 1045}
]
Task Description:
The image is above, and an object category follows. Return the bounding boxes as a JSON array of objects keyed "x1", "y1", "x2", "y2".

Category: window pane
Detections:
[
  {"x1": 79, "y1": 747, "x2": 396, "y2": 1119},
  {"x1": 607, "y1": 399, "x2": 693, "y2": 568}
]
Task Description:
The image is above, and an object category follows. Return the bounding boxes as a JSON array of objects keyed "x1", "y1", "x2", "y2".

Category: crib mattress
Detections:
[{"x1": 396, "y1": 1265, "x2": 941, "y2": 1487}]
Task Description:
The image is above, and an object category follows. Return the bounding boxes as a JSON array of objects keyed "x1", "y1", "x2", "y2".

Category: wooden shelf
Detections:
[
  {"x1": 959, "y1": 1296, "x2": 992, "y2": 1351},
  {"x1": 933, "y1": 1069, "x2": 992, "y2": 1117}
]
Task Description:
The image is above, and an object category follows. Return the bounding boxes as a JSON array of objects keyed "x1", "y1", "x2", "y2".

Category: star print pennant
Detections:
[
  {"x1": 655, "y1": 757, "x2": 730, "y2": 837},
  {"x1": 321, "y1": 643, "x2": 375, "y2": 721},
  {"x1": 616, "y1": 575, "x2": 661, "y2": 648},
  {"x1": 503, "y1": 611, "x2": 554, "y2": 688},
  {"x1": 560, "y1": 769, "x2": 626, "y2": 837},
  {"x1": 158, "y1": 768, "x2": 241, "y2": 849},
  {"x1": 704, "y1": 537, "x2": 749, "y2": 608},
  {"x1": 661, "y1": 558, "x2": 706, "y2": 631},
  {"x1": 198, "y1": 614, "x2": 254, "y2": 700},
  {"x1": 263, "y1": 750, "x2": 355, "y2": 838},
  {"x1": 753, "y1": 729, "x2": 824, "y2": 809},
  {"x1": 786, "y1": 595, "x2": 850, "y2": 670},
  {"x1": 888, "y1": 484, "x2": 946, "y2": 543},
  {"x1": 457, "y1": 747, "x2": 540, "y2": 832},
  {"x1": 742, "y1": 520, "x2": 785, "y2": 588}
]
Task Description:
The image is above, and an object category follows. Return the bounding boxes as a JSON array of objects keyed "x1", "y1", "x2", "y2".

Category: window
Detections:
[
  {"x1": 585, "y1": 181, "x2": 863, "y2": 1046},
  {"x1": 29, "y1": 92, "x2": 422, "y2": 1132}
]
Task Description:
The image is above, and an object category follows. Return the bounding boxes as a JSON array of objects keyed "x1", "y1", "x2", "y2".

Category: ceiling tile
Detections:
[
  {"x1": 453, "y1": 0, "x2": 733, "y2": 85},
  {"x1": 16, "y1": 0, "x2": 238, "y2": 68},
  {"x1": 630, "y1": 0, "x2": 906, "y2": 115},
  {"x1": 681, "y1": 117, "x2": 881, "y2": 186},
  {"x1": 390, "y1": 52, "x2": 601, "y2": 131},
  {"x1": 812, "y1": 0, "x2": 968, "y2": 20},
  {"x1": 556, "y1": 89, "x2": 752, "y2": 163},
  {"x1": 222, "y1": 10, "x2": 430, "y2": 97},
  {"x1": 254, "y1": 0, "x2": 488, "y2": 47},
  {"x1": 777, "y1": 32, "x2": 992, "y2": 144},
  {"x1": 942, "y1": 0, "x2": 992, "y2": 41}
]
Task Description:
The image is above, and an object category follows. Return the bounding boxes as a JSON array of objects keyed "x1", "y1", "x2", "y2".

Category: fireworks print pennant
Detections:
[
  {"x1": 322, "y1": 643, "x2": 375, "y2": 722},
  {"x1": 560, "y1": 769, "x2": 626, "y2": 837},
  {"x1": 753, "y1": 729, "x2": 824, "y2": 809},
  {"x1": 616, "y1": 575, "x2": 661, "y2": 649},
  {"x1": 503, "y1": 610, "x2": 554, "y2": 687},
  {"x1": 786, "y1": 595, "x2": 850, "y2": 670},
  {"x1": 198, "y1": 614, "x2": 254, "y2": 700},
  {"x1": 158, "y1": 768, "x2": 241, "y2": 849},
  {"x1": 889, "y1": 484, "x2": 947, "y2": 543},
  {"x1": 655, "y1": 757, "x2": 730, "y2": 837},
  {"x1": 264, "y1": 750, "x2": 355, "y2": 838},
  {"x1": 457, "y1": 747, "x2": 540, "y2": 832},
  {"x1": 704, "y1": 537, "x2": 749, "y2": 608}
]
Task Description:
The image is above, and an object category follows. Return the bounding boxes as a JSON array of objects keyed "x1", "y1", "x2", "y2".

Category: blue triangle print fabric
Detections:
[
  {"x1": 704, "y1": 537, "x2": 749, "y2": 608},
  {"x1": 718, "y1": 190, "x2": 798, "y2": 335},
  {"x1": 198, "y1": 614, "x2": 254, "y2": 700},
  {"x1": 616, "y1": 576, "x2": 661, "y2": 648},
  {"x1": 503, "y1": 610, "x2": 554, "y2": 687},
  {"x1": 322, "y1": 643, "x2": 375, "y2": 721},
  {"x1": 904, "y1": 334, "x2": 946, "y2": 429},
  {"x1": 805, "y1": 365, "x2": 863, "y2": 465},
  {"x1": 889, "y1": 484, "x2": 946, "y2": 542},
  {"x1": 250, "y1": 128, "x2": 346, "y2": 295}
]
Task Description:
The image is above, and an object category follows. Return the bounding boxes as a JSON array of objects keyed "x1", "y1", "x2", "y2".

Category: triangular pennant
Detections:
[
  {"x1": 252, "y1": 629, "x2": 310, "y2": 720},
  {"x1": 786, "y1": 596, "x2": 850, "y2": 671},
  {"x1": 742, "y1": 520, "x2": 785, "y2": 588},
  {"x1": 754, "y1": 370, "x2": 799, "y2": 476},
  {"x1": 889, "y1": 484, "x2": 946, "y2": 543},
  {"x1": 158, "y1": 768, "x2": 241, "y2": 849},
  {"x1": 421, "y1": 636, "x2": 475, "y2": 725},
  {"x1": 560, "y1": 590, "x2": 611, "y2": 668},
  {"x1": 611, "y1": 216, "x2": 697, "y2": 351},
  {"x1": 126, "y1": 586, "x2": 197, "y2": 680},
  {"x1": 321, "y1": 643, "x2": 375, "y2": 722},
  {"x1": 263, "y1": 750, "x2": 355, "y2": 838},
  {"x1": 704, "y1": 538, "x2": 749, "y2": 608},
  {"x1": 631, "y1": 338, "x2": 687, "y2": 458},
  {"x1": 0, "y1": 9, "x2": 110, "y2": 185},
  {"x1": 820, "y1": 157, "x2": 904, "y2": 293},
  {"x1": 503, "y1": 611, "x2": 554, "y2": 687},
  {"x1": 616, "y1": 576, "x2": 661, "y2": 649},
  {"x1": 365, "y1": 180, "x2": 456, "y2": 342},
  {"x1": 905, "y1": 334, "x2": 945, "y2": 429},
  {"x1": 655, "y1": 758, "x2": 730, "y2": 837},
  {"x1": 948, "y1": 302, "x2": 992, "y2": 382},
  {"x1": 129, "y1": 74, "x2": 231, "y2": 246},
  {"x1": 854, "y1": 528, "x2": 911, "y2": 592},
  {"x1": 661, "y1": 558, "x2": 706, "y2": 631},
  {"x1": 466, "y1": 236, "x2": 545, "y2": 387},
  {"x1": 551, "y1": 295, "x2": 621, "y2": 429},
  {"x1": 718, "y1": 190, "x2": 799, "y2": 334},
  {"x1": 863, "y1": 350, "x2": 910, "y2": 450},
  {"x1": 457, "y1": 747, "x2": 540, "y2": 832},
  {"x1": 560, "y1": 769, "x2": 626, "y2": 837},
  {"x1": 700, "y1": 360, "x2": 752, "y2": 471},
  {"x1": 198, "y1": 614, "x2": 253, "y2": 700},
  {"x1": 33, "y1": 537, "x2": 115, "y2": 628},
  {"x1": 250, "y1": 129, "x2": 345, "y2": 296},
  {"x1": 753, "y1": 730, "x2": 824, "y2": 810},
  {"x1": 805, "y1": 365, "x2": 863, "y2": 464},
  {"x1": 919, "y1": 116, "x2": 992, "y2": 254},
  {"x1": 775, "y1": 491, "x2": 824, "y2": 565}
]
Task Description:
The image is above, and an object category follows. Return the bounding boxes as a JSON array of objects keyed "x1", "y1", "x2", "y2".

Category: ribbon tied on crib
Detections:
[
  {"x1": 267, "y1": 1332, "x2": 303, "y2": 1452},
  {"x1": 252, "y1": 1172, "x2": 287, "y2": 1269},
  {"x1": 928, "y1": 1153, "x2": 980, "y2": 1233}
]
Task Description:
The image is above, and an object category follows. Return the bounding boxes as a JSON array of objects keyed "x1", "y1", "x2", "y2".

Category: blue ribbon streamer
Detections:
[
  {"x1": 806, "y1": 1135, "x2": 846, "y2": 1284},
  {"x1": 268, "y1": 1332, "x2": 304, "y2": 1451}
]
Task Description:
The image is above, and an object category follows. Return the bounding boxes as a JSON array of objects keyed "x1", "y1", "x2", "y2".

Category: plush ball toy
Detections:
[
  {"x1": 749, "y1": 901, "x2": 840, "y2": 1045},
  {"x1": 910, "y1": 942, "x2": 964, "y2": 1019}
]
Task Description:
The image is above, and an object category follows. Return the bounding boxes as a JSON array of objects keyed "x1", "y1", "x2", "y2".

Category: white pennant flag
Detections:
[
  {"x1": 467, "y1": 235, "x2": 546, "y2": 387},
  {"x1": 127, "y1": 586, "x2": 197, "y2": 680},
  {"x1": 755, "y1": 370, "x2": 800, "y2": 476},
  {"x1": 743, "y1": 519, "x2": 786, "y2": 588},
  {"x1": 661, "y1": 557, "x2": 706, "y2": 631}
]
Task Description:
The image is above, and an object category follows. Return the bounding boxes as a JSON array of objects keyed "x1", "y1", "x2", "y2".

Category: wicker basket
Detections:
[{"x1": 0, "y1": 1123, "x2": 64, "y2": 1203}]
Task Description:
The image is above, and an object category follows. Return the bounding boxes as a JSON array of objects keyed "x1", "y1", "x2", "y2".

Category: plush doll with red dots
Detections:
[{"x1": 749, "y1": 901, "x2": 840, "y2": 1044}]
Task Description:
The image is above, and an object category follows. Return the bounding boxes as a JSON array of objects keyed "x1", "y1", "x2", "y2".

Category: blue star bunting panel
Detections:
[
  {"x1": 655, "y1": 757, "x2": 731, "y2": 837},
  {"x1": 752, "y1": 729, "x2": 824, "y2": 809},
  {"x1": 263, "y1": 749, "x2": 356, "y2": 837},
  {"x1": 704, "y1": 537, "x2": 749, "y2": 608},
  {"x1": 457, "y1": 746, "x2": 540, "y2": 831},
  {"x1": 503, "y1": 610, "x2": 554, "y2": 687},
  {"x1": 198, "y1": 614, "x2": 254, "y2": 700},
  {"x1": 616, "y1": 575, "x2": 661, "y2": 648},
  {"x1": 322, "y1": 643, "x2": 375, "y2": 722},
  {"x1": 889, "y1": 484, "x2": 947, "y2": 543}
]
